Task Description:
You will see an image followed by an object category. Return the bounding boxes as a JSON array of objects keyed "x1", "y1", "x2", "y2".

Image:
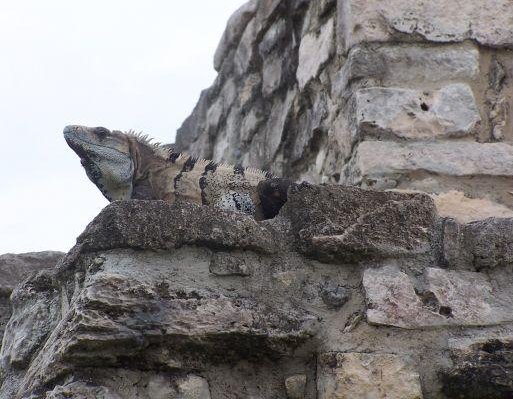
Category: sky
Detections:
[{"x1": 0, "y1": 0, "x2": 246, "y2": 254}]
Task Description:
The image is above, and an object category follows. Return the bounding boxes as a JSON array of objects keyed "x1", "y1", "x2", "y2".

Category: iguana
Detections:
[{"x1": 64, "y1": 125, "x2": 291, "y2": 220}]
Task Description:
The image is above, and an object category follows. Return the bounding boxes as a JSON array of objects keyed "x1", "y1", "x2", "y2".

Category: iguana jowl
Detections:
[{"x1": 64, "y1": 125, "x2": 290, "y2": 220}]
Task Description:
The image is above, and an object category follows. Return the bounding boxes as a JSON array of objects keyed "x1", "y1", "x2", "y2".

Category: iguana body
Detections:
[{"x1": 64, "y1": 125, "x2": 290, "y2": 220}]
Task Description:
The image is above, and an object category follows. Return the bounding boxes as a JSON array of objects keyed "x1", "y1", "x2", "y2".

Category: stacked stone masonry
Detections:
[
  {"x1": 2, "y1": 0, "x2": 513, "y2": 398},
  {"x1": 2, "y1": 186, "x2": 513, "y2": 397},
  {"x1": 176, "y1": 0, "x2": 513, "y2": 224}
]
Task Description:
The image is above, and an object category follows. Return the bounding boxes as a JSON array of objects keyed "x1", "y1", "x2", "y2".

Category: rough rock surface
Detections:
[
  {"x1": 2, "y1": 185, "x2": 513, "y2": 397},
  {"x1": 175, "y1": 0, "x2": 513, "y2": 221},
  {"x1": 0, "y1": 251, "x2": 64, "y2": 344},
  {"x1": 317, "y1": 352, "x2": 423, "y2": 399},
  {"x1": 3, "y1": 0, "x2": 513, "y2": 398}
]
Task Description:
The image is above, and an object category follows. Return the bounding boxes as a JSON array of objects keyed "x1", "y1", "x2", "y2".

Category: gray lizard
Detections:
[{"x1": 64, "y1": 125, "x2": 291, "y2": 220}]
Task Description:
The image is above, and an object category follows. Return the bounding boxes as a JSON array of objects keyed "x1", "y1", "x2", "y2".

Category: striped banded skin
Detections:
[{"x1": 64, "y1": 125, "x2": 279, "y2": 220}]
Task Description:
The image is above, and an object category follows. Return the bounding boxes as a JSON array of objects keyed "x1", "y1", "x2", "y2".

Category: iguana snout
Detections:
[{"x1": 64, "y1": 125, "x2": 134, "y2": 201}]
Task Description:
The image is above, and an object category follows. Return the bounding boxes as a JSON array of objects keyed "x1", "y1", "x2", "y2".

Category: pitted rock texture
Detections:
[
  {"x1": 175, "y1": 0, "x2": 513, "y2": 221},
  {"x1": 317, "y1": 352, "x2": 423, "y2": 399},
  {"x1": 0, "y1": 251, "x2": 64, "y2": 344},
  {"x1": 3, "y1": 0, "x2": 513, "y2": 397},
  {"x1": 2, "y1": 185, "x2": 513, "y2": 398},
  {"x1": 441, "y1": 337, "x2": 513, "y2": 399},
  {"x1": 282, "y1": 183, "x2": 437, "y2": 262}
]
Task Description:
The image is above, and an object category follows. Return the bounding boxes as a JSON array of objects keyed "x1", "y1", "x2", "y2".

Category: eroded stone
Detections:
[
  {"x1": 442, "y1": 336, "x2": 513, "y2": 399},
  {"x1": 339, "y1": 43, "x2": 480, "y2": 87},
  {"x1": 76, "y1": 200, "x2": 282, "y2": 255},
  {"x1": 337, "y1": 0, "x2": 513, "y2": 52},
  {"x1": 317, "y1": 352, "x2": 423, "y2": 399},
  {"x1": 354, "y1": 84, "x2": 480, "y2": 140},
  {"x1": 285, "y1": 374, "x2": 307, "y2": 399},
  {"x1": 282, "y1": 184, "x2": 437, "y2": 262},
  {"x1": 363, "y1": 266, "x2": 513, "y2": 328},
  {"x1": 297, "y1": 18, "x2": 334, "y2": 89},
  {"x1": 443, "y1": 217, "x2": 513, "y2": 270},
  {"x1": 345, "y1": 141, "x2": 513, "y2": 185}
]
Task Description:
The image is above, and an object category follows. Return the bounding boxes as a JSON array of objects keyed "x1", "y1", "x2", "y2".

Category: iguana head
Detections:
[{"x1": 64, "y1": 125, "x2": 134, "y2": 201}]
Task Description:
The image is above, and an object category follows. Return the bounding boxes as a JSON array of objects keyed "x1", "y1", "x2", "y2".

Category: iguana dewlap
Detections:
[{"x1": 64, "y1": 125, "x2": 290, "y2": 220}]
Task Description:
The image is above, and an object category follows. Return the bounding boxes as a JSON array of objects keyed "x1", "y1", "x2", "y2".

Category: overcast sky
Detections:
[{"x1": 0, "y1": 0, "x2": 245, "y2": 254}]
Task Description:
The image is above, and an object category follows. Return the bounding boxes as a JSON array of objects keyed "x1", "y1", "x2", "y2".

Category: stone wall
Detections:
[
  {"x1": 1, "y1": 189, "x2": 513, "y2": 398},
  {"x1": 176, "y1": 0, "x2": 513, "y2": 223}
]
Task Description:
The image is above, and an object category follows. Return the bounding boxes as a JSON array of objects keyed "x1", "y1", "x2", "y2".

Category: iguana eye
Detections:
[{"x1": 94, "y1": 127, "x2": 109, "y2": 139}]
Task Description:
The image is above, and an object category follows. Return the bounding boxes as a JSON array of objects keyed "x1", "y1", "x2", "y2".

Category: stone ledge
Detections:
[
  {"x1": 345, "y1": 141, "x2": 513, "y2": 185},
  {"x1": 77, "y1": 200, "x2": 283, "y2": 255}
]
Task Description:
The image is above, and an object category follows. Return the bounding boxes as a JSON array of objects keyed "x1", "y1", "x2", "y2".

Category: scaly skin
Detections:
[{"x1": 64, "y1": 125, "x2": 290, "y2": 220}]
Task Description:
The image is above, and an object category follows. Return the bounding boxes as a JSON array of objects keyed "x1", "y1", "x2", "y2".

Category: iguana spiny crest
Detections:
[{"x1": 64, "y1": 125, "x2": 291, "y2": 220}]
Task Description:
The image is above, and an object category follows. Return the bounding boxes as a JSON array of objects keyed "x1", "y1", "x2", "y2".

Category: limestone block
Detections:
[
  {"x1": 346, "y1": 141, "x2": 513, "y2": 184},
  {"x1": 433, "y1": 191, "x2": 513, "y2": 224},
  {"x1": 259, "y1": 18, "x2": 288, "y2": 56},
  {"x1": 214, "y1": 0, "x2": 258, "y2": 71},
  {"x1": 0, "y1": 251, "x2": 64, "y2": 295},
  {"x1": 317, "y1": 352, "x2": 423, "y2": 399},
  {"x1": 443, "y1": 217, "x2": 513, "y2": 270},
  {"x1": 442, "y1": 336, "x2": 513, "y2": 398},
  {"x1": 340, "y1": 43, "x2": 480, "y2": 86},
  {"x1": 337, "y1": 0, "x2": 513, "y2": 53},
  {"x1": 363, "y1": 266, "x2": 513, "y2": 328},
  {"x1": 297, "y1": 18, "x2": 334, "y2": 89},
  {"x1": 0, "y1": 269, "x2": 61, "y2": 368},
  {"x1": 76, "y1": 200, "x2": 282, "y2": 255},
  {"x1": 262, "y1": 54, "x2": 284, "y2": 96},
  {"x1": 285, "y1": 374, "x2": 307, "y2": 399},
  {"x1": 354, "y1": 84, "x2": 481, "y2": 140},
  {"x1": 234, "y1": 18, "x2": 259, "y2": 76},
  {"x1": 282, "y1": 184, "x2": 436, "y2": 262}
]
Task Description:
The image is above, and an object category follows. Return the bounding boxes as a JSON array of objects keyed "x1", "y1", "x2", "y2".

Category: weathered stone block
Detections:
[
  {"x1": 317, "y1": 352, "x2": 423, "y2": 398},
  {"x1": 0, "y1": 251, "x2": 64, "y2": 295},
  {"x1": 433, "y1": 191, "x2": 513, "y2": 224},
  {"x1": 297, "y1": 18, "x2": 334, "y2": 89},
  {"x1": 337, "y1": 0, "x2": 513, "y2": 53},
  {"x1": 443, "y1": 217, "x2": 513, "y2": 270},
  {"x1": 0, "y1": 269, "x2": 61, "y2": 369},
  {"x1": 442, "y1": 336, "x2": 513, "y2": 399},
  {"x1": 262, "y1": 54, "x2": 284, "y2": 96},
  {"x1": 77, "y1": 200, "x2": 282, "y2": 254},
  {"x1": 363, "y1": 266, "x2": 513, "y2": 328},
  {"x1": 282, "y1": 184, "x2": 437, "y2": 262},
  {"x1": 339, "y1": 43, "x2": 480, "y2": 87},
  {"x1": 259, "y1": 18, "x2": 288, "y2": 56},
  {"x1": 346, "y1": 141, "x2": 513, "y2": 185},
  {"x1": 285, "y1": 374, "x2": 307, "y2": 399},
  {"x1": 214, "y1": 0, "x2": 258, "y2": 71},
  {"x1": 234, "y1": 18, "x2": 259, "y2": 76},
  {"x1": 354, "y1": 84, "x2": 480, "y2": 140}
]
